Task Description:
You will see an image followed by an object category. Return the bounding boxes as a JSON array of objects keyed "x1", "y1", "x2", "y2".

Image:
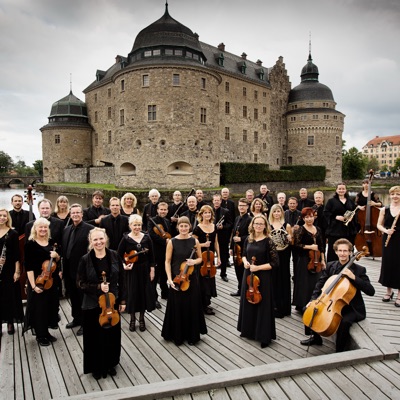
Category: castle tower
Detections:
[
  {"x1": 41, "y1": 91, "x2": 92, "y2": 182},
  {"x1": 286, "y1": 52, "x2": 345, "y2": 183}
]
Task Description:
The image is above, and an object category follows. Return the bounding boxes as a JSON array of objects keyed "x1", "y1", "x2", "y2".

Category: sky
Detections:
[{"x1": 0, "y1": 0, "x2": 399, "y2": 166}]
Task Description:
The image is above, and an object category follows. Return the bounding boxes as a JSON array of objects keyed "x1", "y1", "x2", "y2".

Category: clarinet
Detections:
[{"x1": 0, "y1": 239, "x2": 7, "y2": 281}]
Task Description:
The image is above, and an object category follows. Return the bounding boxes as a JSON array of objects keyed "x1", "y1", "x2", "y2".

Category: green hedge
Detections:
[{"x1": 220, "y1": 163, "x2": 326, "y2": 184}]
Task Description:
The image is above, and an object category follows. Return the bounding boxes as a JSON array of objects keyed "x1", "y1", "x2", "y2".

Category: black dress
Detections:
[
  {"x1": 379, "y1": 207, "x2": 400, "y2": 289},
  {"x1": 161, "y1": 237, "x2": 207, "y2": 345},
  {"x1": 117, "y1": 233, "x2": 155, "y2": 313},
  {"x1": 0, "y1": 229, "x2": 23, "y2": 324},
  {"x1": 192, "y1": 225, "x2": 217, "y2": 309},
  {"x1": 237, "y1": 237, "x2": 278, "y2": 346}
]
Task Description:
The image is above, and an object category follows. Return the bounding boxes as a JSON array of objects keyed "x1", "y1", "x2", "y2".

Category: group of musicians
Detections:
[{"x1": 1, "y1": 181, "x2": 400, "y2": 379}]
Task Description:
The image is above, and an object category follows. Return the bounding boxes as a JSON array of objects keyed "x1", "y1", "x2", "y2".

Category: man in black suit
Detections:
[
  {"x1": 221, "y1": 188, "x2": 236, "y2": 223},
  {"x1": 181, "y1": 196, "x2": 198, "y2": 231},
  {"x1": 10, "y1": 194, "x2": 34, "y2": 236},
  {"x1": 300, "y1": 239, "x2": 375, "y2": 352},
  {"x1": 297, "y1": 188, "x2": 315, "y2": 211},
  {"x1": 256, "y1": 184, "x2": 274, "y2": 214},
  {"x1": 83, "y1": 190, "x2": 111, "y2": 226},
  {"x1": 62, "y1": 204, "x2": 92, "y2": 335},
  {"x1": 100, "y1": 197, "x2": 129, "y2": 250}
]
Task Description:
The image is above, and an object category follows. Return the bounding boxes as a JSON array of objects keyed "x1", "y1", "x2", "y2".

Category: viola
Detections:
[
  {"x1": 246, "y1": 256, "x2": 262, "y2": 304},
  {"x1": 123, "y1": 248, "x2": 149, "y2": 264},
  {"x1": 200, "y1": 234, "x2": 216, "y2": 278},
  {"x1": 148, "y1": 216, "x2": 172, "y2": 240},
  {"x1": 233, "y1": 230, "x2": 243, "y2": 265},
  {"x1": 302, "y1": 246, "x2": 369, "y2": 337},
  {"x1": 172, "y1": 247, "x2": 197, "y2": 291},
  {"x1": 98, "y1": 271, "x2": 120, "y2": 328},
  {"x1": 307, "y1": 235, "x2": 322, "y2": 274},
  {"x1": 35, "y1": 244, "x2": 58, "y2": 290}
]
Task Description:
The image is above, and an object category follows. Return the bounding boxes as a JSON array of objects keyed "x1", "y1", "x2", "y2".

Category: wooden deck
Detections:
[{"x1": 1, "y1": 257, "x2": 399, "y2": 399}]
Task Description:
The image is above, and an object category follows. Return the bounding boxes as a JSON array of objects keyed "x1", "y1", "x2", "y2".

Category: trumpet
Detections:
[{"x1": 343, "y1": 206, "x2": 361, "y2": 226}]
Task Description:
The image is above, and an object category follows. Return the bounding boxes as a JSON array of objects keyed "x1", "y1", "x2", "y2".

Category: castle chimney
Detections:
[
  {"x1": 218, "y1": 43, "x2": 225, "y2": 51},
  {"x1": 241, "y1": 52, "x2": 247, "y2": 60},
  {"x1": 256, "y1": 59, "x2": 262, "y2": 66}
]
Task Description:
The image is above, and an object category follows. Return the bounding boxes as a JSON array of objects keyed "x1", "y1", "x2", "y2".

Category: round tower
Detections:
[
  {"x1": 286, "y1": 52, "x2": 345, "y2": 183},
  {"x1": 41, "y1": 91, "x2": 92, "y2": 183}
]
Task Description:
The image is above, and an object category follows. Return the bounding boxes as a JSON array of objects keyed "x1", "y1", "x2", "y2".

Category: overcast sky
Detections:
[{"x1": 1, "y1": 0, "x2": 399, "y2": 166}]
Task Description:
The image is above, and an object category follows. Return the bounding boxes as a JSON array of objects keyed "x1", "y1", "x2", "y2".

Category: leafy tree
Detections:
[
  {"x1": 366, "y1": 156, "x2": 380, "y2": 173},
  {"x1": 0, "y1": 150, "x2": 14, "y2": 174},
  {"x1": 342, "y1": 147, "x2": 368, "y2": 180},
  {"x1": 33, "y1": 160, "x2": 43, "y2": 175}
]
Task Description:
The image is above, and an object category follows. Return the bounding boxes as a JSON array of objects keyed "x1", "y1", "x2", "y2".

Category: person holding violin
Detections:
[
  {"x1": 120, "y1": 192, "x2": 140, "y2": 217},
  {"x1": 377, "y1": 186, "x2": 400, "y2": 305},
  {"x1": 300, "y1": 239, "x2": 375, "y2": 351},
  {"x1": 161, "y1": 216, "x2": 206, "y2": 346},
  {"x1": 77, "y1": 228, "x2": 126, "y2": 379},
  {"x1": 292, "y1": 207, "x2": 326, "y2": 313},
  {"x1": 148, "y1": 202, "x2": 171, "y2": 306},
  {"x1": 117, "y1": 214, "x2": 155, "y2": 332},
  {"x1": 23, "y1": 218, "x2": 61, "y2": 346},
  {"x1": 0, "y1": 208, "x2": 23, "y2": 336},
  {"x1": 192, "y1": 205, "x2": 221, "y2": 315},
  {"x1": 51, "y1": 195, "x2": 71, "y2": 227},
  {"x1": 237, "y1": 215, "x2": 279, "y2": 348}
]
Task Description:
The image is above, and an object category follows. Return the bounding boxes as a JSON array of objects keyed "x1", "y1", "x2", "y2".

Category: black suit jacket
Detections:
[
  {"x1": 100, "y1": 214, "x2": 130, "y2": 250},
  {"x1": 83, "y1": 205, "x2": 111, "y2": 226},
  {"x1": 10, "y1": 209, "x2": 34, "y2": 236},
  {"x1": 25, "y1": 216, "x2": 64, "y2": 247}
]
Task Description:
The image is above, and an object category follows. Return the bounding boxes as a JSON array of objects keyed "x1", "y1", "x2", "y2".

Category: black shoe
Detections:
[
  {"x1": 230, "y1": 291, "x2": 240, "y2": 297},
  {"x1": 204, "y1": 307, "x2": 215, "y2": 315},
  {"x1": 7, "y1": 323, "x2": 15, "y2": 335},
  {"x1": 129, "y1": 319, "x2": 136, "y2": 332},
  {"x1": 139, "y1": 318, "x2": 146, "y2": 332},
  {"x1": 66, "y1": 320, "x2": 80, "y2": 329},
  {"x1": 108, "y1": 367, "x2": 117, "y2": 376},
  {"x1": 155, "y1": 301, "x2": 162, "y2": 309},
  {"x1": 77, "y1": 327, "x2": 83, "y2": 336},
  {"x1": 37, "y1": 337, "x2": 50, "y2": 347},
  {"x1": 221, "y1": 276, "x2": 229, "y2": 282},
  {"x1": 47, "y1": 334, "x2": 57, "y2": 342},
  {"x1": 300, "y1": 335, "x2": 323, "y2": 346},
  {"x1": 92, "y1": 372, "x2": 101, "y2": 380},
  {"x1": 261, "y1": 342, "x2": 268, "y2": 348}
]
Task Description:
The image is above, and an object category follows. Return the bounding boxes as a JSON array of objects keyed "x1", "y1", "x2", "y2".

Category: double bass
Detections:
[
  {"x1": 98, "y1": 271, "x2": 120, "y2": 328},
  {"x1": 355, "y1": 170, "x2": 382, "y2": 257},
  {"x1": 246, "y1": 257, "x2": 262, "y2": 304},
  {"x1": 302, "y1": 246, "x2": 369, "y2": 337},
  {"x1": 200, "y1": 234, "x2": 216, "y2": 278}
]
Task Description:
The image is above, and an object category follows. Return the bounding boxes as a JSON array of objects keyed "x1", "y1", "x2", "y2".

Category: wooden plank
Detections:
[
  {"x1": 303, "y1": 370, "x2": 350, "y2": 400},
  {"x1": 18, "y1": 326, "x2": 35, "y2": 400},
  {"x1": 0, "y1": 327, "x2": 15, "y2": 397},
  {"x1": 258, "y1": 379, "x2": 289, "y2": 399},
  {"x1": 274, "y1": 376, "x2": 309, "y2": 400},
  {"x1": 291, "y1": 374, "x2": 330, "y2": 400},
  {"x1": 14, "y1": 324, "x2": 27, "y2": 400}
]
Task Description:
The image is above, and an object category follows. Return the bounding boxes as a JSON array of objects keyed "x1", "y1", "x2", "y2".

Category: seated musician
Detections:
[{"x1": 300, "y1": 238, "x2": 375, "y2": 352}]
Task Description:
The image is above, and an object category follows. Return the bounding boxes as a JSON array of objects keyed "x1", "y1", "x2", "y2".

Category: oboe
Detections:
[{"x1": 0, "y1": 240, "x2": 7, "y2": 280}]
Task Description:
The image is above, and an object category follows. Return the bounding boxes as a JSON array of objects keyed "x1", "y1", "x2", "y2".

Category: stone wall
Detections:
[
  {"x1": 64, "y1": 168, "x2": 88, "y2": 183},
  {"x1": 89, "y1": 166, "x2": 115, "y2": 184}
]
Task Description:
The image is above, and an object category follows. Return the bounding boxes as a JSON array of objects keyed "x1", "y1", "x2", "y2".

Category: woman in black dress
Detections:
[
  {"x1": 77, "y1": 227, "x2": 126, "y2": 380},
  {"x1": 292, "y1": 208, "x2": 326, "y2": 314},
  {"x1": 238, "y1": 215, "x2": 278, "y2": 348},
  {"x1": 51, "y1": 195, "x2": 71, "y2": 227},
  {"x1": 355, "y1": 179, "x2": 382, "y2": 208},
  {"x1": 250, "y1": 198, "x2": 268, "y2": 218},
  {"x1": 192, "y1": 205, "x2": 221, "y2": 315},
  {"x1": 120, "y1": 192, "x2": 140, "y2": 216},
  {"x1": 0, "y1": 208, "x2": 23, "y2": 335},
  {"x1": 162, "y1": 216, "x2": 206, "y2": 346},
  {"x1": 268, "y1": 204, "x2": 292, "y2": 317},
  {"x1": 324, "y1": 183, "x2": 357, "y2": 262},
  {"x1": 24, "y1": 218, "x2": 61, "y2": 346},
  {"x1": 377, "y1": 186, "x2": 400, "y2": 305},
  {"x1": 117, "y1": 214, "x2": 155, "y2": 332}
]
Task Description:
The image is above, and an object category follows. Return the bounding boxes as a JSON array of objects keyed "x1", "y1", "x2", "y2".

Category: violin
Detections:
[
  {"x1": 307, "y1": 235, "x2": 322, "y2": 274},
  {"x1": 98, "y1": 271, "x2": 120, "y2": 328},
  {"x1": 246, "y1": 256, "x2": 262, "y2": 304},
  {"x1": 123, "y1": 248, "x2": 149, "y2": 264},
  {"x1": 302, "y1": 246, "x2": 369, "y2": 337},
  {"x1": 233, "y1": 230, "x2": 243, "y2": 265},
  {"x1": 148, "y1": 216, "x2": 171, "y2": 240},
  {"x1": 200, "y1": 234, "x2": 216, "y2": 278},
  {"x1": 35, "y1": 244, "x2": 58, "y2": 290},
  {"x1": 172, "y1": 247, "x2": 197, "y2": 291}
]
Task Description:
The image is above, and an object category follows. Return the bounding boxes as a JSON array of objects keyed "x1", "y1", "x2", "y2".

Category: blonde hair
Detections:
[
  {"x1": 268, "y1": 204, "x2": 284, "y2": 225},
  {"x1": 248, "y1": 215, "x2": 270, "y2": 243},
  {"x1": 389, "y1": 186, "x2": 400, "y2": 194},
  {"x1": 129, "y1": 214, "x2": 142, "y2": 226},
  {"x1": 29, "y1": 217, "x2": 51, "y2": 241},
  {"x1": 197, "y1": 205, "x2": 214, "y2": 223},
  {"x1": 0, "y1": 208, "x2": 12, "y2": 229},
  {"x1": 88, "y1": 227, "x2": 109, "y2": 250},
  {"x1": 250, "y1": 198, "x2": 267, "y2": 214},
  {"x1": 121, "y1": 192, "x2": 137, "y2": 208},
  {"x1": 54, "y1": 195, "x2": 69, "y2": 213}
]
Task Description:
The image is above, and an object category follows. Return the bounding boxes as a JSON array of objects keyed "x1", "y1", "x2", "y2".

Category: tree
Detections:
[
  {"x1": 0, "y1": 150, "x2": 14, "y2": 174},
  {"x1": 33, "y1": 160, "x2": 43, "y2": 175},
  {"x1": 366, "y1": 156, "x2": 380, "y2": 173},
  {"x1": 342, "y1": 147, "x2": 368, "y2": 180}
]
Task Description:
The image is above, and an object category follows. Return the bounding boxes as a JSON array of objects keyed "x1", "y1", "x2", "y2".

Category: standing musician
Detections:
[
  {"x1": 355, "y1": 179, "x2": 382, "y2": 208},
  {"x1": 162, "y1": 216, "x2": 206, "y2": 346},
  {"x1": 377, "y1": 186, "x2": 400, "y2": 305},
  {"x1": 277, "y1": 192, "x2": 288, "y2": 211},
  {"x1": 142, "y1": 188, "x2": 160, "y2": 230},
  {"x1": 51, "y1": 195, "x2": 71, "y2": 227},
  {"x1": 245, "y1": 189, "x2": 255, "y2": 204},
  {"x1": 23, "y1": 218, "x2": 61, "y2": 346},
  {"x1": 77, "y1": 228, "x2": 126, "y2": 379},
  {"x1": 195, "y1": 189, "x2": 208, "y2": 210},
  {"x1": 256, "y1": 184, "x2": 274, "y2": 215},
  {"x1": 10, "y1": 194, "x2": 34, "y2": 236},
  {"x1": 297, "y1": 188, "x2": 315, "y2": 211},
  {"x1": 324, "y1": 183, "x2": 358, "y2": 262},
  {"x1": 237, "y1": 215, "x2": 279, "y2": 348},
  {"x1": 212, "y1": 194, "x2": 233, "y2": 282},
  {"x1": 230, "y1": 198, "x2": 251, "y2": 297},
  {"x1": 0, "y1": 208, "x2": 23, "y2": 335},
  {"x1": 284, "y1": 197, "x2": 302, "y2": 278},
  {"x1": 83, "y1": 190, "x2": 111, "y2": 227},
  {"x1": 300, "y1": 239, "x2": 375, "y2": 351},
  {"x1": 268, "y1": 204, "x2": 292, "y2": 317},
  {"x1": 168, "y1": 191, "x2": 188, "y2": 236},
  {"x1": 120, "y1": 192, "x2": 140, "y2": 217},
  {"x1": 148, "y1": 202, "x2": 171, "y2": 306},
  {"x1": 313, "y1": 191, "x2": 327, "y2": 244},
  {"x1": 181, "y1": 196, "x2": 198, "y2": 230},
  {"x1": 221, "y1": 188, "x2": 236, "y2": 223},
  {"x1": 250, "y1": 198, "x2": 268, "y2": 218},
  {"x1": 192, "y1": 205, "x2": 221, "y2": 315}
]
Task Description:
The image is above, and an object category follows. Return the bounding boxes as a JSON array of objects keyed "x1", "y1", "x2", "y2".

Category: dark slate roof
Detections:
[{"x1": 49, "y1": 91, "x2": 88, "y2": 118}]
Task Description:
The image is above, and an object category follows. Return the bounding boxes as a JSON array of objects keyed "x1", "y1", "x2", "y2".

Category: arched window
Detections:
[
  {"x1": 120, "y1": 163, "x2": 136, "y2": 175},
  {"x1": 167, "y1": 161, "x2": 194, "y2": 175}
]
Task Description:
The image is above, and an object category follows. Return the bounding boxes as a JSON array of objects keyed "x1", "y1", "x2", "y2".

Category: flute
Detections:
[{"x1": 385, "y1": 212, "x2": 400, "y2": 247}]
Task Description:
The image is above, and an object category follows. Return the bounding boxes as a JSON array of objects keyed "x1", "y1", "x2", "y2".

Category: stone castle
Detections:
[{"x1": 41, "y1": 4, "x2": 344, "y2": 188}]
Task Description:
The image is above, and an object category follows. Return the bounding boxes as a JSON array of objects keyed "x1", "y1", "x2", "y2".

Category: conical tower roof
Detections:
[{"x1": 49, "y1": 91, "x2": 88, "y2": 118}]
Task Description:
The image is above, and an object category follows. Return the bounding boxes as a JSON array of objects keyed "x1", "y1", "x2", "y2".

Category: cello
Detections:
[
  {"x1": 98, "y1": 271, "x2": 120, "y2": 328},
  {"x1": 246, "y1": 256, "x2": 262, "y2": 304},
  {"x1": 200, "y1": 234, "x2": 216, "y2": 278},
  {"x1": 302, "y1": 246, "x2": 369, "y2": 337},
  {"x1": 355, "y1": 170, "x2": 382, "y2": 257},
  {"x1": 172, "y1": 247, "x2": 197, "y2": 291}
]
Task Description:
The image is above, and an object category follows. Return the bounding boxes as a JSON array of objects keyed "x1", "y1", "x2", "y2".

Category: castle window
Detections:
[
  {"x1": 307, "y1": 102, "x2": 314, "y2": 107},
  {"x1": 225, "y1": 127, "x2": 230, "y2": 140},
  {"x1": 288, "y1": 156, "x2": 293, "y2": 165},
  {"x1": 225, "y1": 102, "x2": 230, "y2": 114},
  {"x1": 120, "y1": 109, "x2": 124, "y2": 126},
  {"x1": 263, "y1": 92, "x2": 267, "y2": 98},
  {"x1": 277, "y1": 158, "x2": 279, "y2": 165},
  {"x1": 173, "y1": 74, "x2": 180, "y2": 86},
  {"x1": 333, "y1": 115, "x2": 338, "y2": 120},
  {"x1": 254, "y1": 90, "x2": 258, "y2": 100},
  {"x1": 324, "y1": 115, "x2": 329, "y2": 120},
  {"x1": 144, "y1": 50, "x2": 152, "y2": 57},
  {"x1": 167, "y1": 161, "x2": 194, "y2": 176},
  {"x1": 312, "y1": 114, "x2": 318, "y2": 120},
  {"x1": 121, "y1": 80, "x2": 125, "y2": 92},
  {"x1": 258, "y1": 69, "x2": 264, "y2": 80},
  {"x1": 308, "y1": 136, "x2": 315, "y2": 146},
  {"x1": 108, "y1": 88, "x2": 111, "y2": 98},
  {"x1": 142, "y1": 74, "x2": 149, "y2": 87},
  {"x1": 165, "y1": 49, "x2": 173, "y2": 55},
  {"x1": 336, "y1": 136, "x2": 340, "y2": 146},
  {"x1": 290, "y1": 116, "x2": 296, "y2": 121},
  {"x1": 254, "y1": 154, "x2": 258, "y2": 162},
  {"x1": 108, "y1": 131, "x2": 112, "y2": 144},
  {"x1": 148, "y1": 105, "x2": 157, "y2": 121},
  {"x1": 263, "y1": 123, "x2": 267, "y2": 130},
  {"x1": 225, "y1": 82, "x2": 229, "y2": 92},
  {"x1": 153, "y1": 49, "x2": 160, "y2": 56},
  {"x1": 120, "y1": 163, "x2": 136, "y2": 175},
  {"x1": 291, "y1": 105, "x2": 297, "y2": 110},
  {"x1": 94, "y1": 111, "x2": 98, "y2": 123},
  {"x1": 254, "y1": 131, "x2": 258, "y2": 144},
  {"x1": 175, "y1": 49, "x2": 182, "y2": 56},
  {"x1": 243, "y1": 87, "x2": 247, "y2": 97},
  {"x1": 94, "y1": 133, "x2": 98, "y2": 146},
  {"x1": 254, "y1": 109, "x2": 258, "y2": 120},
  {"x1": 263, "y1": 106, "x2": 267, "y2": 114},
  {"x1": 243, "y1": 130, "x2": 247, "y2": 142},
  {"x1": 200, "y1": 108, "x2": 207, "y2": 124},
  {"x1": 201, "y1": 78, "x2": 206, "y2": 89},
  {"x1": 301, "y1": 115, "x2": 307, "y2": 121},
  {"x1": 55, "y1": 134, "x2": 60, "y2": 144},
  {"x1": 263, "y1": 143, "x2": 267, "y2": 150},
  {"x1": 94, "y1": 94, "x2": 97, "y2": 103},
  {"x1": 217, "y1": 53, "x2": 224, "y2": 66},
  {"x1": 238, "y1": 62, "x2": 246, "y2": 74},
  {"x1": 107, "y1": 107, "x2": 112, "y2": 119},
  {"x1": 243, "y1": 106, "x2": 247, "y2": 118},
  {"x1": 186, "y1": 51, "x2": 192, "y2": 58}
]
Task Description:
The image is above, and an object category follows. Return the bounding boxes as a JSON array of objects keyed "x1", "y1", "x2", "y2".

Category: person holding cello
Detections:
[
  {"x1": 355, "y1": 178, "x2": 382, "y2": 208},
  {"x1": 300, "y1": 239, "x2": 375, "y2": 351},
  {"x1": 237, "y1": 215, "x2": 279, "y2": 348},
  {"x1": 192, "y1": 205, "x2": 221, "y2": 315},
  {"x1": 23, "y1": 218, "x2": 61, "y2": 346},
  {"x1": 77, "y1": 228, "x2": 126, "y2": 379},
  {"x1": 161, "y1": 216, "x2": 206, "y2": 346}
]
